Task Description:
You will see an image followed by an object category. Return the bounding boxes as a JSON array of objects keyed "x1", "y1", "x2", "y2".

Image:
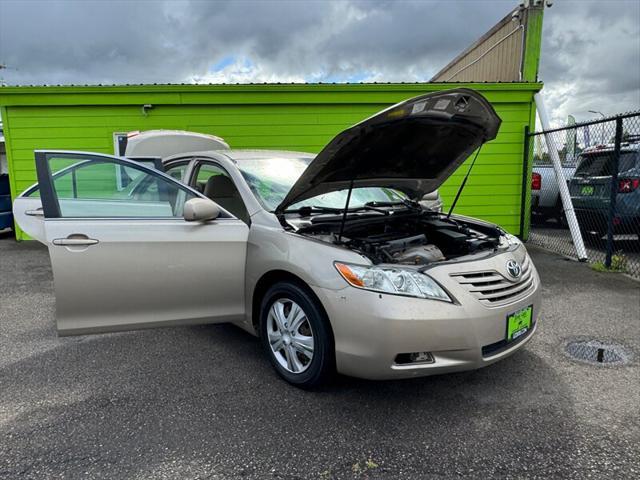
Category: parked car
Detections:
[
  {"x1": 13, "y1": 89, "x2": 540, "y2": 388},
  {"x1": 531, "y1": 161, "x2": 578, "y2": 224},
  {"x1": 0, "y1": 126, "x2": 13, "y2": 232},
  {"x1": 0, "y1": 174, "x2": 12, "y2": 231},
  {"x1": 569, "y1": 141, "x2": 640, "y2": 240}
]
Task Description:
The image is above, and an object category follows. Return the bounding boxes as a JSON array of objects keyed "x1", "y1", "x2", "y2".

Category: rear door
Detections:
[{"x1": 14, "y1": 150, "x2": 248, "y2": 335}]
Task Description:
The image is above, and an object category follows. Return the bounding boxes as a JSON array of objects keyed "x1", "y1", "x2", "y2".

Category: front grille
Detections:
[{"x1": 450, "y1": 255, "x2": 535, "y2": 307}]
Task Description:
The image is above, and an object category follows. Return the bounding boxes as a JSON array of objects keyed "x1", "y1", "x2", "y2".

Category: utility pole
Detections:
[
  {"x1": 0, "y1": 63, "x2": 16, "y2": 86},
  {"x1": 589, "y1": 110, "x2": 606, "y2": 144}
]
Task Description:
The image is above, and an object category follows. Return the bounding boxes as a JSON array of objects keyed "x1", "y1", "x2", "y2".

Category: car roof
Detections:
[
  {"x1": 582, "y1": 142, "x2": 640, "y2": 154},
  {"x1": 220, "y1": 149, "x2": 316, "y2": 161},
  {"x1": 164, "y1": 149, "x2": 315, "y2": 163}
]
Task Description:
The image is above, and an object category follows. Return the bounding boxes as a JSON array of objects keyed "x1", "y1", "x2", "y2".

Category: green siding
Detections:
[{"x1": 0, "y1": 82, "x2": 541, "y2": 240}]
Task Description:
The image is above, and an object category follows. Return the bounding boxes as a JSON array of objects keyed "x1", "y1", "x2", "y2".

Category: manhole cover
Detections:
[{"x1": 565, "y1": 340, "x2": 632, "y2": 365}]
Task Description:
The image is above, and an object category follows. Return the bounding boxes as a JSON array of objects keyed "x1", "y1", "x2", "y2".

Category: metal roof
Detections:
[{"x1": 0, "y1": 80, "x2": 532, "y2": 88}]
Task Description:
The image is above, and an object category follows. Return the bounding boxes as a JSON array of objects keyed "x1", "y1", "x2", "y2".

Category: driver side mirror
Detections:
[{"x1": 183, "y1": 198, "x2": 220, "y2": 222}]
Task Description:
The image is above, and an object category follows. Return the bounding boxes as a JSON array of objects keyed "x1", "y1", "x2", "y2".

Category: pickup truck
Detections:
[{"x1": 531, "y1": 162, "x2": 578, "y2": 224}]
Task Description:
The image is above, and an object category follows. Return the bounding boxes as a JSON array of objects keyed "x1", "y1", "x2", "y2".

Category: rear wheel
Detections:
[
  {"x1": 554, "y1": 199, "x2": 568, "y2": 228},
  {"x1": 259, "y1": 281, "x2": 334, "y2": 388},
  {"x1": 583, "y1": 230, "x2": 605, "y2": 246}
]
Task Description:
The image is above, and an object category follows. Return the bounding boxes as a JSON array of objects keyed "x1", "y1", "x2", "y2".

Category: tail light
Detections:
[
  {"x1": 618, "y1": 178, "x2": 640, "y2": 193},
  {"x1": 532, "y1": 172, "x2": 541, "y2": 190}
]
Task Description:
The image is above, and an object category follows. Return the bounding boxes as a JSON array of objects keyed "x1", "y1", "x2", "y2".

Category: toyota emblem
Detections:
[{"x1": 506, "y1": 260, "x2": 522, "y2": 279}]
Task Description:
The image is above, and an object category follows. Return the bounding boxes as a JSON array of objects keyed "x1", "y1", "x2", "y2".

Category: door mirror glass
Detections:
[{"x1": 183, "y1": 198, "x2": 220, "y2": 222}]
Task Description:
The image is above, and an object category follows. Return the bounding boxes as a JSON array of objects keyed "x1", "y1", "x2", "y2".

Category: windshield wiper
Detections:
[
  {"x1": 284, "y1": 204, "x2": 391, "y2": 216},
  {"x1": 283, "y1": 206, "x2": 342, "y2": 215},
  {"x1": 364, "y1": 199, "x2": 421, "y2": 211}
]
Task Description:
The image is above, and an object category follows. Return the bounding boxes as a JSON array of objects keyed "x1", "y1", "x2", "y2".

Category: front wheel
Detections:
[{"x1": 259, "y1": 281, "x2": 334, "y2": 388}]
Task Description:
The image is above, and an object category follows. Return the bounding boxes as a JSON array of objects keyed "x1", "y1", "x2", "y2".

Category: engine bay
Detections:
[{"x1": 291, "y1": 210, "x2": 504, "y2": 265}]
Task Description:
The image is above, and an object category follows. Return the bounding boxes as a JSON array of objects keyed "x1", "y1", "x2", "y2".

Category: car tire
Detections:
[
  {"x1": 259, "y1": 281, "x2": 335, "y2": 388},
  {"x1": 583, "y1": 231, "x2": 604, "y2": 246},
  {"x1": 557, "y1": 210, "x2": 568, "y2": 229}
]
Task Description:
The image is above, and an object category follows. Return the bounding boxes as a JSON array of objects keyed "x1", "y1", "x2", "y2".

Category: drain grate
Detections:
[{"x1": 565, "y1": 340, "x2": 632, "y2": 366}]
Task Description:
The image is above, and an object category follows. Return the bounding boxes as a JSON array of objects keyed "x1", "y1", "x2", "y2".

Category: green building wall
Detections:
[{"x1": 0, "y1": 82, "x2": 541, "y2": 241}]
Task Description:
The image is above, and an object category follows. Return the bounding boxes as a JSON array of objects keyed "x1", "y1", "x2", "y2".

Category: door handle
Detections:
[
  {"x1": 26, "y1": 209, "x2": 45, "y2": 217},
  {"x1": 52, "y1": 234, "x2": 99, "y2": 246}
]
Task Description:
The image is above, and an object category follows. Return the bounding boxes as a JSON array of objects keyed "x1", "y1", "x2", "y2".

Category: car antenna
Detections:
[
  {"x1": 447, "y1": 145, "x2": 483, "y2": 219},
  {"x1": 337, "y1": 179, "x2": 355, "y2": 244}
]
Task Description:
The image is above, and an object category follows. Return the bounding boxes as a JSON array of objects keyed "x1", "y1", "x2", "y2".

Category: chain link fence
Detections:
[{"x1": 527, "y1": 111, "x2": 640, "y2": 278}]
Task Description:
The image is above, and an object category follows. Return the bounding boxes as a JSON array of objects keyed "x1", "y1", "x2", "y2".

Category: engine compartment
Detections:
[{"x1": 292, "y1": 211, "x2": 503, "y2": 265}]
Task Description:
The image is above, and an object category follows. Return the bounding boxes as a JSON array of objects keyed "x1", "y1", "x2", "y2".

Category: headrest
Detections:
[{"x1": 204, "y1": 175, "x2": 237, "y2": 197}]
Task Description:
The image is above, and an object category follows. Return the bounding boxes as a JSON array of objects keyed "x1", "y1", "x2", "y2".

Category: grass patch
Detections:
[
  {"x1": 351, "y1": 458, "x2": 379, "y2": 476},
  {"x1": 591, "y1": 253, "x2": 628, "y2": 273}
]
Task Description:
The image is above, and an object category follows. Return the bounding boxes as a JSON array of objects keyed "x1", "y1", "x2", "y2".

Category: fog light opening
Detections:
[{"x1": 395, "y1": 351, "x2": 435, "y2": 365}]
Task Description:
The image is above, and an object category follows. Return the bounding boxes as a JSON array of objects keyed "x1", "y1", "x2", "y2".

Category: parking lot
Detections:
[{"x1": 0, "y1": 234, "x2": 638, "y2": 480}]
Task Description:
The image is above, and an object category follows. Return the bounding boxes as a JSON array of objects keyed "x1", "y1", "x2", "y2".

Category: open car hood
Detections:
[{"x1": 275, "y1": 88, "x2": 501, "y2": 214}]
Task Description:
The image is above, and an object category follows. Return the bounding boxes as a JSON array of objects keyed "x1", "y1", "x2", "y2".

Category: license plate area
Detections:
[
  {"x1": 506, "y1": 305, "x2": 533, "y2": 342},
  {"x1": 581, "y1": 185, "x2": 595, "y2": 196}
]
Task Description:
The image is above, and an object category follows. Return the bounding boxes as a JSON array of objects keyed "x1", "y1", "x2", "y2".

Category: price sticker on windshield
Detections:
[{"x1": 411, "y1": 101, "x2": 427, "y2": 114}]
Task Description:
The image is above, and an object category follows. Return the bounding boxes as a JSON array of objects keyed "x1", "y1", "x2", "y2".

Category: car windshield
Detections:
[
  {"x1": 575, "y1": 151, "x2": 638, "y2": 177},
  {"x1": 237, "y1": 157, "x2": 406, "y2": 211}
]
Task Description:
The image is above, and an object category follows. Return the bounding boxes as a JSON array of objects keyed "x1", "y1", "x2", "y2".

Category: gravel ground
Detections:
[{"x1": 0, "y1": 234, "x2": 638, "y2": 479}]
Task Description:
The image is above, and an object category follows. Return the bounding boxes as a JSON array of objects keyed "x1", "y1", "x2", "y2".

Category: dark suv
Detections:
[{"x1": 569, "y1": 142, "x2": 640, "y2": 239}]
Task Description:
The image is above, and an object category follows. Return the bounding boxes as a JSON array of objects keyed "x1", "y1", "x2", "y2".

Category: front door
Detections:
[{"x1": 15, "y1": 150, "x2": 248, "y2": 335}]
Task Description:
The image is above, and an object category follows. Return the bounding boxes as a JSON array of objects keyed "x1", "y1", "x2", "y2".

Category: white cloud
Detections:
[
  {"x1": 0, "y1": 0, "x2": 638, "y2": 126},
  {"x1": 188, "y1": 57, "x2": 306, "y2": 84}
]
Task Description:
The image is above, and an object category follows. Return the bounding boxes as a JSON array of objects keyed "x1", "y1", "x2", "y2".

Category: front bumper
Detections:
[{"x1": 312, "y1": 247, "x2": 541, "y2": 380}]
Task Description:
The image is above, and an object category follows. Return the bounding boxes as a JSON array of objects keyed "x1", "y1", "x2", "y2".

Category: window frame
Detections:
[
  {"x1": 190, "y1": 159, "x2": 234, "y2": 187},
  {"x1": 33, "y1": 151, "x2": 207, "y2": 220}
]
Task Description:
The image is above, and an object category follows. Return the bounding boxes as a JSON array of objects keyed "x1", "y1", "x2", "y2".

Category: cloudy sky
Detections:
[{"x1": 0, "y1": 0, "x2": 638, "y2": 125}]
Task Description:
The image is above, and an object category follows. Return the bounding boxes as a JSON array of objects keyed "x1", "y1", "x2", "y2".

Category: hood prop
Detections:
[
  {"x1": 447, "y1": 145, "x2": 483, "y2": 219},
  {"x1": 337, "y1": 179, "x2": 355, "y2": 244}
]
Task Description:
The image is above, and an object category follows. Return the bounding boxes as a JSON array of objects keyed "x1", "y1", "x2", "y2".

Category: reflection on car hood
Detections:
[{"x1": 275, "y1": 88, "x2": 501, "y2": 214}]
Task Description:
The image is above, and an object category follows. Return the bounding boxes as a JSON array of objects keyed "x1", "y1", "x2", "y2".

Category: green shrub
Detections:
[{"x1": 591, "y1": 252, "x2": 628, "y2": 273}]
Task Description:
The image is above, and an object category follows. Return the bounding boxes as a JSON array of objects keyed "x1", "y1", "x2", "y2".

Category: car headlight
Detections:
[{"x1": 334, "y1": 262, "x2": 452, "y2": 302}]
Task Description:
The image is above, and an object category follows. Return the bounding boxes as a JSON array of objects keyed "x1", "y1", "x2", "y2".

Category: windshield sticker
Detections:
[{"x1": 411, "y1": 101, "x2": 427, "y2": 114}]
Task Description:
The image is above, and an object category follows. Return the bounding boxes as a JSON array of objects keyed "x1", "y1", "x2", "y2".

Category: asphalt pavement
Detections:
[{"x1": 0, "y1": 233, "x2": 638, "y2": 479}]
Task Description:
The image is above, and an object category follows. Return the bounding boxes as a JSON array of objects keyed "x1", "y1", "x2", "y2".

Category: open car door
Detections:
[{"x1": 13, "y1": 151, "x2": 248, "y2": 335}]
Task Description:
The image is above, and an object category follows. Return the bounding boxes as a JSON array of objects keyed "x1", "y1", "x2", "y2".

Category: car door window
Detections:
[
  {"x1": 165, "y1": 162, "x2": 189, "y2": 182},
  {"x1": 194, "y1": 163, "x2": 225, "y2": 192},
  {"x1": 38, "y1": 154, "x2": 197, "y2": 218},
  {"x1": 194, "y1": 162, "x2": 249, "y2": 222},
  {"x1": 127, "y1": 161, "x2": 190, "y2": 201}
]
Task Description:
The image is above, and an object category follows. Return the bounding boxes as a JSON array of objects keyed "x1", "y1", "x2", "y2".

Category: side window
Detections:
[
  {"x1": 165, "y1": 162, "x2": 189, "y2": 183},
  {"x1": 127, "y1": 161, "x2": 189, "y2": 202},
  {"x1": 194, "y1": 162, "x2": 249, "y2": 222},
  {"x1": 194, "y1": 163, "x2": 227, "y2": 193},
  {"x1": 42, "y1": 155, "x2": 197, "y2": 218}
]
